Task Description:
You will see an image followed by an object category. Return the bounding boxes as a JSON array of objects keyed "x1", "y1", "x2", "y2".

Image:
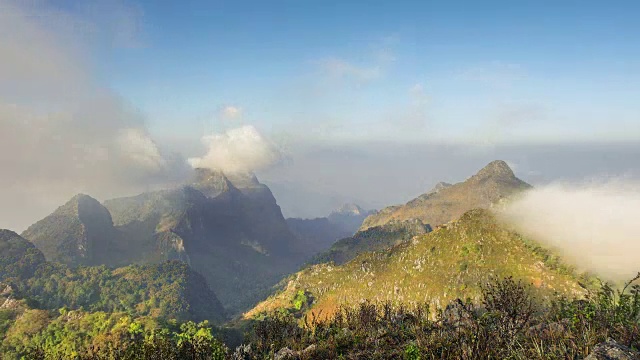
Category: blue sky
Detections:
[{"x1": 88, "y1": 0, "x2": 640, "y2": 145}]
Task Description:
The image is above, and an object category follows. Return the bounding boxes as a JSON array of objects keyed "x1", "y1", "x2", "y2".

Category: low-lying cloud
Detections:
[
  {"x1": 189, "y1": 125, "x2": 283, "y2": 174},
  {"x1": 0, "y1": 0, "x2": 189, "y2": 231},
  {"x1": 499, "y1": 180, "x2": 640, "y2": 280}
]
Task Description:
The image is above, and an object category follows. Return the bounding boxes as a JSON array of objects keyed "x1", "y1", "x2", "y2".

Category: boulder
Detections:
[{"x1": 584, "y1": 340, "x2": 640, "y2": 360}]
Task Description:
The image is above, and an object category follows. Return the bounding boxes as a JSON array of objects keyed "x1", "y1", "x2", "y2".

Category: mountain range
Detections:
[
  {"x1": 20, "y1": 169, "x2": 306, "y2": 314},
  {"x1": 7, "y1": 160, "x2": 593, "y2": 327},
  {"x1": 301, "y1": 161, "x2": 529, "y2": 268}
]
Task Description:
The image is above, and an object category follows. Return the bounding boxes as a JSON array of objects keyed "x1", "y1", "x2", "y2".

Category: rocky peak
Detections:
[
  {"x1": 333, "y1": 203, "x2": 366, "y2": 216},
  {"x1": 72, "y1": 194, "x2": 113, "y2": 224},
  {"x1": 191, "y1": 168, "x2": 269, "y2": 199},
  {"x1": 191, "y1": 168, "x2": 237, "y2": 198},
  {"x1": 471, "y1": 160, "x2": 516, "y2": 181}
]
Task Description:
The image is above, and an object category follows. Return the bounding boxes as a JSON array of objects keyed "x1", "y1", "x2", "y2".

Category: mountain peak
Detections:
[
  {"x1": 21, "y1": 193, "x2": 116, "y2": 267},
  {"x1": 473, "y1": 160, "x2": 516, "y2": 180},
  {"x1": 333, "y1": 203, "x2": 365, "y2": 216},
  {"x1": 191, "y1": 168, "x2": 236, "y2": 197},
  {"x1": 68, "y1": 193, "x2": 104, "y2": 210},
  {"x1": 360, "y1": 160, "x2": 530, "y2": 231},
  {"x1": 191, "y1": 168, "x2": 267, "y2": 198}
]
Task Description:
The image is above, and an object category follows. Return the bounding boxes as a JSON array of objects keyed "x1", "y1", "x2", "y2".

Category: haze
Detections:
[{"x1": 1, "y1": 0, "x2": 639, "y2": 235}]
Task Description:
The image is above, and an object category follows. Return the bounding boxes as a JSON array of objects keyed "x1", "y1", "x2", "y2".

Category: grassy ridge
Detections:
[{"x1": 246, "y1": 209, "x2": 589, "y2": 320}]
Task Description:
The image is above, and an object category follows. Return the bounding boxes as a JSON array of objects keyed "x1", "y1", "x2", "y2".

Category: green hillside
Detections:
[
  {"x1": 0, "y1": 231, "x2": 225, "y2": 324},
  {"x1": 246, "y1": 209, "x2": 589, "y2": 320},
  {"x1": 15, "y1": 261, "x2": 225, "y2": 323},
  {"x1": 310, "y1": 218, "x2": 432, "y2": 266},
  {"x1": 0, "y1": 230, "x2": 46, "y2": 281}
]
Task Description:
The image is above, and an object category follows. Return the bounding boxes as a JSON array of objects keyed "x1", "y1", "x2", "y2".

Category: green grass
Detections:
[{"x1": 247, "y1": 209, "x2": 589, "y2": 320}]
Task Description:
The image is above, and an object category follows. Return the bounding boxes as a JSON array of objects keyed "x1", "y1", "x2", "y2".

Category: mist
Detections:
[
  {"x1": 500, "y1": 181, "x2": 640, "y2": 280},
  {"x1": 0, "y1": 0, "x2": 190, "y2": 231},
  {"x1": 259, "y1": 141, "x2": 640, "y2": 218}
]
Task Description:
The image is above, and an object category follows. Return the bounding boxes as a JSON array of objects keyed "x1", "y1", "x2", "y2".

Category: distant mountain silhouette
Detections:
[{"x1": 286, "y1": 203, "x2": 375, "y2": 256}]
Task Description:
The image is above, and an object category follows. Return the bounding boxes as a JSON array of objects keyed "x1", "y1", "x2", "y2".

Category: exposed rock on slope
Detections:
[
  {"x1": 21, "y1": 195, "x2": 123, "y2": 267},
  {"x1": 0, "y1": 230, "x2": 226, "y2": 323},
  {"x1": 246, "y1": 209, "x2": 585, "y2": 320},
  {"x1": 584, "y1": 340, "x2": 640, "y2": 360},
  {"x1": 360, "y1": 160, "x2": 531, "y2": 231}
]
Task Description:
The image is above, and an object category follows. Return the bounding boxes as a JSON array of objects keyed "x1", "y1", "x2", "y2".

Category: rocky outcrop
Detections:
[{"x1": 584, "y1": 340, "x2": 640, "y2": 360}]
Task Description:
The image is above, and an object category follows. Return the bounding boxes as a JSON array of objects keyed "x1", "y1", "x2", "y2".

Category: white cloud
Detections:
[
  {"x1": 0, "y1": 0, "x2": 187, "y2": 231},
  {"x1": 117, "y1": 128, "x2": 168, "y2": 171},
  {"x1": 189, "y1": 125, "x2": 283, "y2": 173},
  {"x1": 500, "y1": 180, "x2": 640, "y2": 280}
]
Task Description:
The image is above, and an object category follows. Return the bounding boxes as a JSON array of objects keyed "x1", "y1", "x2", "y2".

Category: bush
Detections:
[
  {"x1": 239, "y1": 275, "x2": 640, "y2": 359},
  {"x1": 4, "y1": 275, "x2": 640, "y2": 359}
]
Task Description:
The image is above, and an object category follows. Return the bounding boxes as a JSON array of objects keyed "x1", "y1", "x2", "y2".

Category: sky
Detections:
[
  {"x1": 101, "y1": 0, "x2": 640, "y2": 144},
  {"x1": 1, "y1": 0, "x2": 640, "y2": 229}
]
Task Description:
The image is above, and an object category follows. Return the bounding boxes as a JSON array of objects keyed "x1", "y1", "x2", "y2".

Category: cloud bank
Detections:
[
  {"x1": 189, "y1": 125, "x2": 283, "y2": 174},
  {"x1": 499, "y1": 181, "x2": 640, "y2": 280},
  {"x1": 0, "y1": 0, "x2": 188, "y2": 231}
]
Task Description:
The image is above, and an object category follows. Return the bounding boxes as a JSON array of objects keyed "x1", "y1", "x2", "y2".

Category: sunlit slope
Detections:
[
  {"x1": 360, "y1": 160, "x2": 531, "y2": 230},
  {"x1": 246, "y1": 209, "x2": 586, "y2": 319}
]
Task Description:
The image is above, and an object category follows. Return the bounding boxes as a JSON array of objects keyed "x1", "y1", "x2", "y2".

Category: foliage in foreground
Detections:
[
  {"x1": 241, "y1": 275, "x2": 640, "y2": 359},
  {"x1": 2, "y1": 275, "x2": 639, "y2": 359},
  {"x1": 2, "y1": 312, "x2": 228, "y2": 360}
]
